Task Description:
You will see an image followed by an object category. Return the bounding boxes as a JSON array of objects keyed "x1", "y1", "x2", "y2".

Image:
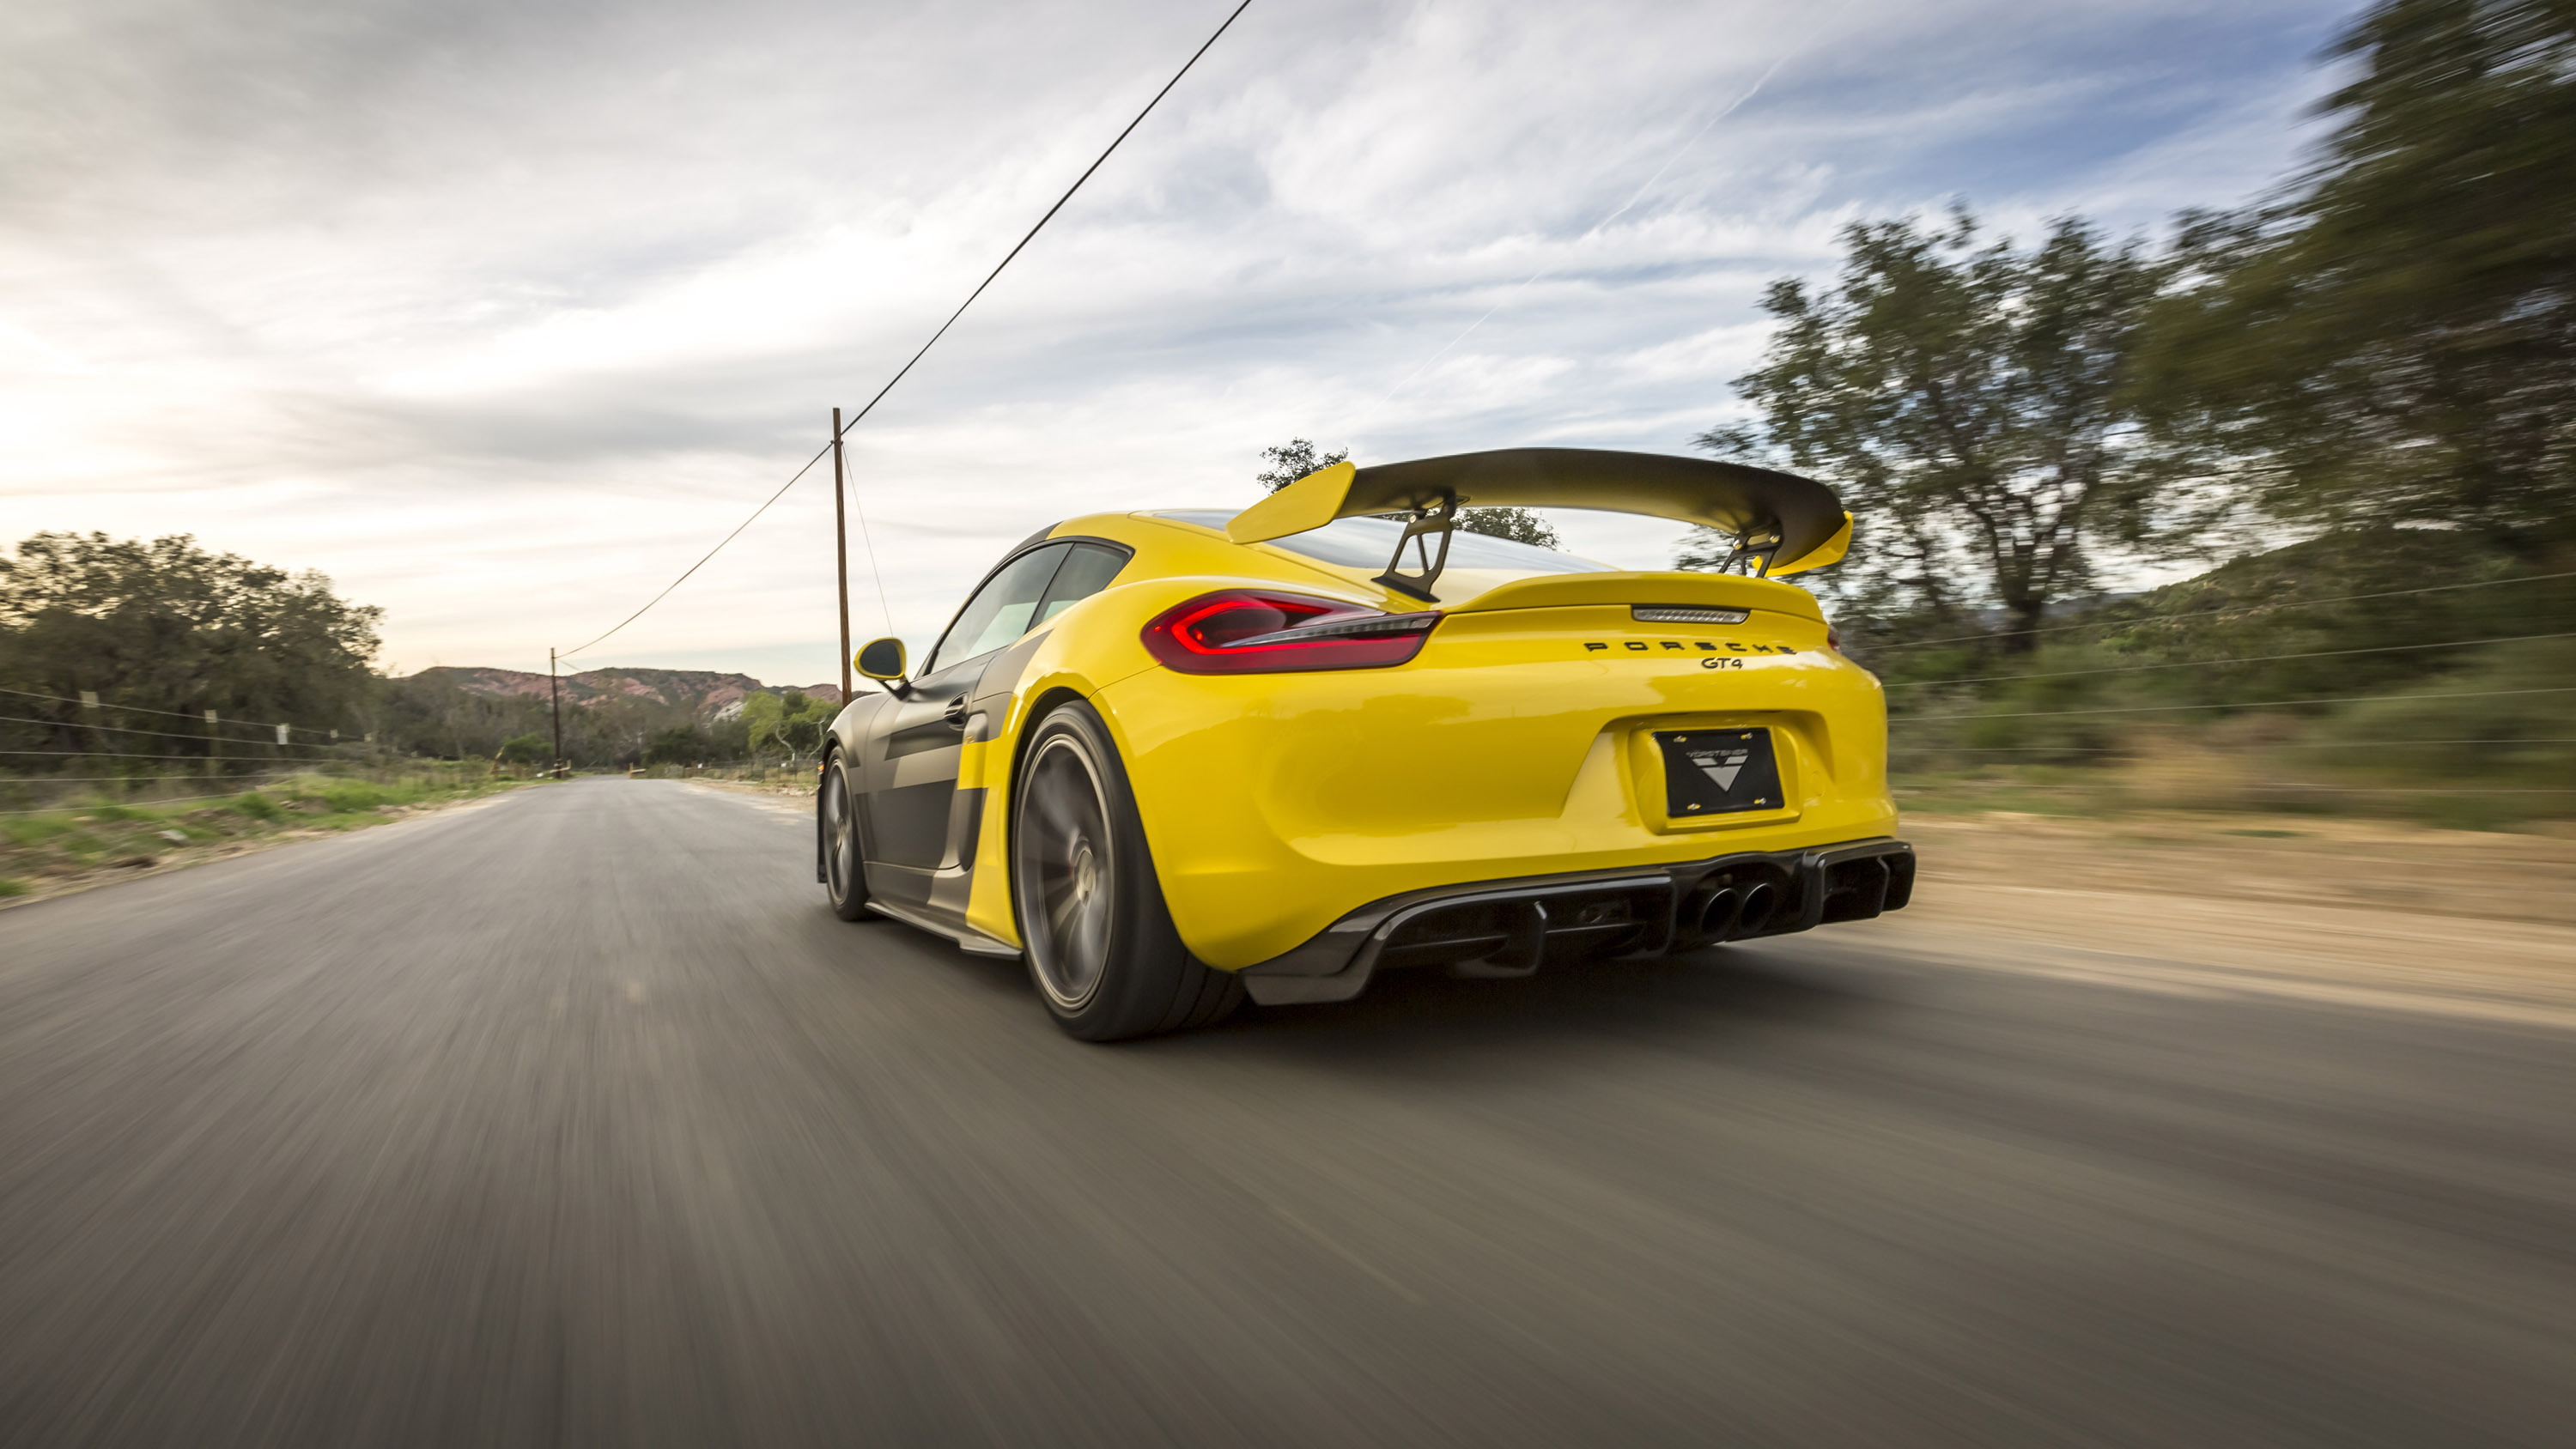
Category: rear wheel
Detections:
[
  {"x1": 820, "y1": 751, "x2": 872, "y2": 921},
  {"x1": 1010, "y1": 701, "x2": 1242, "y2": 1041}
]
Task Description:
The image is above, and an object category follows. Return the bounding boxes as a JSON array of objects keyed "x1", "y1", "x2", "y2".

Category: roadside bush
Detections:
[
  {"x1": 314, "y1": 782, "x2": 391, "y2": 813},
  {"x1": 496, "y1": 732, "x2": 550, "y2": 767},
  {"x1": 232, "y1": 791, "x2": 279, "y2": 820},
  {"x1": 0, "y1": 876, "x2": 27, "y2": 896},
  {"x1": 4, "y1": 816, "x2": 75, "y2": 846}
]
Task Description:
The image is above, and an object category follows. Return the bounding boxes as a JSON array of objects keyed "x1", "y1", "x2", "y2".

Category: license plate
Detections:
[{"x1": 1656, "y1": 728, "x2": 1783, "y2": 817}]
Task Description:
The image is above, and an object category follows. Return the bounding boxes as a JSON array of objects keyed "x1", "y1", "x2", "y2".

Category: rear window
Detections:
[{"x1": 1152, "y1": 510, "x2": 1614, "y2": 577}]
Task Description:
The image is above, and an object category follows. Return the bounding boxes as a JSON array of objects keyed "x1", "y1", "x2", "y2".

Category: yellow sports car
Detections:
[{"x1": 818, "y1": 447, "x2": 1913, "y2": 1040}]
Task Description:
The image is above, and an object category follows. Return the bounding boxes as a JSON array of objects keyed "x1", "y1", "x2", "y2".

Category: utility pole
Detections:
[
  {"x1": 549, "y1": 647, "x2": 564, "y2": 775},
  {"x1": 832, "y1": 407, "x2": 853, "y2": 703},
  {"x1": 205, "y1": 709, "x2": 221, "y2": 781}
]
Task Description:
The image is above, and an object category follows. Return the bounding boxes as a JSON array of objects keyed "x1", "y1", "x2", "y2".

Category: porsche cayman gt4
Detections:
[{"x1": 817, "y1": 447, "x2": 1914, "y2": 1040}]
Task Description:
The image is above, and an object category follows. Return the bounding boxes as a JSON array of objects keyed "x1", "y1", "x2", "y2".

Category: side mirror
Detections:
[{"x1": 854, "y1": 638, "x2": 908, "y2": 693}]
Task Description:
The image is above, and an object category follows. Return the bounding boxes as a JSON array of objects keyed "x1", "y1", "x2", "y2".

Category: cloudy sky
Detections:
[{"x1": 3, "y1": 0, "x2": 2356, "y2": 684}]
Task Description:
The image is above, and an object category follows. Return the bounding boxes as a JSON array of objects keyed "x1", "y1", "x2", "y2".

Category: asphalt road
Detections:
[{"x1": 3, "y1": 779, "x2": 2569, "y2": 1448}]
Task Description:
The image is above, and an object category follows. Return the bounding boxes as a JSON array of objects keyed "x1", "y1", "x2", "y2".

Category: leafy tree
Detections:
[
  {"x1": 496, "y1": 732, "x2": 550, "y2": 766},
  {"x1": 1457, "y1": 506, "x2": 1560, "y2": 547},
  {"x1": 641, "y1": 724, "x2": 720, "y2": 766},
  {"x1": 1256, "y1": 438, "x2": 1351, "y2": 493},
  {"x1": 2139, "y1": 0, "x2": 2576, "y2": 550},
  {"x1": 0, "y1": 532, "x2": 383, "y2": 763},
  {"x1": 1688, "y1": 213, "x2": 2203, "y2": 649},
  {"x1": 740, "y1": 688, "x2": 835, "y2": 761},
  {"x1": 1260, "y1": 440, "x2": 1563, "y2": 548}
]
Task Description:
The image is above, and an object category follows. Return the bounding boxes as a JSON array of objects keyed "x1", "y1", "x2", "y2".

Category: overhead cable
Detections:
[
  {"x1": 558, "y1": 440, "x2": 835, "y2": 658},
  {"x1": 560, "y1": 0, "x2": 1255, "y2": 661}
]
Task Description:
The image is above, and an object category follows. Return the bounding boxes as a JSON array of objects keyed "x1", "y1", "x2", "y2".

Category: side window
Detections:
[
  {"x1": 1033, "y1": 543, "x2": 1129, "y2": 626},
  {"x1": 923, "y1": 544, "x2": 1069, "y2": 677}
]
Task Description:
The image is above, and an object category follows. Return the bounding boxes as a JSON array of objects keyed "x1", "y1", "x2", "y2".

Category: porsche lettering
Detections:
[{"x1": 1582, "y1": 640, "x2": 1796, "y2": 655}]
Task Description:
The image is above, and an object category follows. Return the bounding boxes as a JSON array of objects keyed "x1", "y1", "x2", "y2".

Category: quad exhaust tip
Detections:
[
  {"x1": 1737, "y1": 881, "x2": 1780, "y2": 935},
  {"x1": 1692, "y1": 876, "x2": 1783, "y2": 943}
]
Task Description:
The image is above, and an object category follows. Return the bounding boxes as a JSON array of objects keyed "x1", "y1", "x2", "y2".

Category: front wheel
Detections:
[
  {"x1": 1010, "y1": 701, "x2": 1241, "y2": 1041},
  {"x1": 820, "y1": 751, "x2": 872, "y2": 921}
]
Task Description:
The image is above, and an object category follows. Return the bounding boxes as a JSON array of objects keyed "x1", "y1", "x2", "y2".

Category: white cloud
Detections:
[{"x1": 0, "y1": 0, "x2": 2353, "y2": 677}]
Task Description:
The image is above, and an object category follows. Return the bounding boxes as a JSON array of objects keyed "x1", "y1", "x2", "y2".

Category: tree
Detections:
[
  {"x1": 1689, "y1": 213, "x2": 2199, "y2": 648},
  {"x1": 740, "y1": 688, "x2": 835, "y2": 761},
  {"x1": 2139, "y1": 0, "x2": 2576, "y2": 550},
  {"x1": 0, "y1": 532, "x2": 384, "y2": 760},
  {"x1": 1456, "y1": 506, "x2": 1559, "y2": 547},
  {"x1": 1256, "y1": 438, "x2": 1350, "y2": 493},
  {"x1": 641, "y1": 724, "x2": 720, "y2": 766},
  {"x1": 1259, "y1": 440, "x2": 1564, "y2": 548},
  {"x1": 496, "y1": 732, "x2": 550, "y2": 766}
]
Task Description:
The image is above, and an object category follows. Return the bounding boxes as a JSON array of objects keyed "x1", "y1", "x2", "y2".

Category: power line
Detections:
[
  {"x1": 559, "y1": 0, "x2": 1255, "y2": 662},
  {"x1": 1882, "y1": 629, "x2": 2576, "y2": 688},
  {"x1": 1862, "y1": 570, "x2": 2576, "y2": 652},
  {"x1": 558, "y1": 441, "x2": 835, "y2": 658},
  {"x1": 1901, "y1": 684, "x2": 2576, "y2": 724}
]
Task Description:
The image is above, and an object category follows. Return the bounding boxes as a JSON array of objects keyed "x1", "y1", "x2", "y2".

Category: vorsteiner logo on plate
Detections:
[{"x1": 1655, "y1": 728, "x2": 1783, "y2": 817}]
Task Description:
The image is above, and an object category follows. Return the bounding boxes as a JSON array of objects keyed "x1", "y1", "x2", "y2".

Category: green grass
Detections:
[
  {"x1": 0, "y1": 877, "x2": 27, "y2": 897},
  {"x1": 0, "y1": 769, "x2": 538, "y2": 894},
  {"x1": 4, "y1": 816, "x2": 77, "y2": 846}
]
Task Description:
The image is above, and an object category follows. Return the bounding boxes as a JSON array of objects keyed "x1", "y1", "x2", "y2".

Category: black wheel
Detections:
[
  {"x1": 820, "y1": 751, "x2": 872, "y2": 921},
  {"x1": 1010, "y1": 700, "x2": 1242, "y2": 1041}
]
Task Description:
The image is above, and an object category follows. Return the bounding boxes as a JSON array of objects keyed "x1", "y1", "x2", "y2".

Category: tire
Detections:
[
  {"x1": 1009, "y1": 700, "x2": 1243, "y2": 1041},
  {"x1": 820, "y1": 750, "x2": 873, "y2": 921}
]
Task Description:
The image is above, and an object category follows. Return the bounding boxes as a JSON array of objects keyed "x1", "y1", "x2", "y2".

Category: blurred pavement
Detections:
[{"x1": 2, "y1": 778, "x2": 2568, "y2": 1447}]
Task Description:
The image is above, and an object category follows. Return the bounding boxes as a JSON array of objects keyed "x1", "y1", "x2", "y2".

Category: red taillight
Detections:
[
  {"x1": 1141, "y1": 590, "x2": 1439, "y2": 674},
  {"x1": 1826, "y1": 622, "x2": 1842, "y2": 652}
]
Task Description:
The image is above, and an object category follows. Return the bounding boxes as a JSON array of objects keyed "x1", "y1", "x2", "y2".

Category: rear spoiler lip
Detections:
[
  {"x1": 1442, "y1": 570, "x2": 1826, "y2": 624},
  {"x1": 1226, "y1": 447, "x2": 1849, "y2": 576}
]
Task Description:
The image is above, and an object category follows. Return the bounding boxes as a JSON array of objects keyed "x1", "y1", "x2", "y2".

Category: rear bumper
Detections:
[{"x1": 1236, "y1": 838, "x2": 1914, "y2": 1005}]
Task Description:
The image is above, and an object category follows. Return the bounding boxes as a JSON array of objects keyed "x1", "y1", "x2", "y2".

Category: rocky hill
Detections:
[{"x1": 404, "y1": 666, "x2": 841, "y2": 717}]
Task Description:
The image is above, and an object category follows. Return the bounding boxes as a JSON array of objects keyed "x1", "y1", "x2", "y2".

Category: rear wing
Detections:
[{"x1": 1227, "y1": 447, "x2": 1850, "y2": 600}]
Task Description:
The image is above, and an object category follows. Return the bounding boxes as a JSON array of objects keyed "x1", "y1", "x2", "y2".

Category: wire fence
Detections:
[
  {"x1": 1870, "y1": 568, "x2": 2576, "y2": 816},
  {"x1": 1862, "y1": 568, "x2": 2576, "y2": 653}
]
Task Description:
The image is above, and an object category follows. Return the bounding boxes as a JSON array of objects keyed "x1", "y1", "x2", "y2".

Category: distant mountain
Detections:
[{"x1": 404, "y1": 666, "x2": 842, "y2": 716}]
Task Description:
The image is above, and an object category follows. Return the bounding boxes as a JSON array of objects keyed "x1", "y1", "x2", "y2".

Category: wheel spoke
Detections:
[
  {"x1": 1018, "y1": 737, "x2": 1122, "y2": 1009},
  {"x1": 1031, "y1": 775, "x2": 1082, "y2": 837}
]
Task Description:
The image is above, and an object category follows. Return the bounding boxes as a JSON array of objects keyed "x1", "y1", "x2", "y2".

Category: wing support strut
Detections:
[{"x1": 1372, "y1": 489, "x2": 1458, "y2": 602}]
